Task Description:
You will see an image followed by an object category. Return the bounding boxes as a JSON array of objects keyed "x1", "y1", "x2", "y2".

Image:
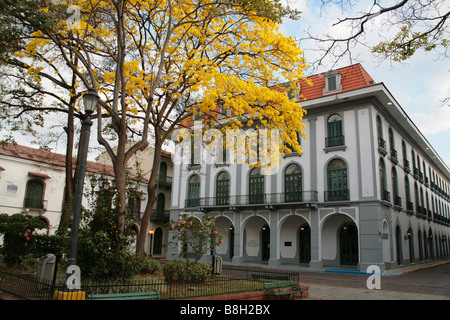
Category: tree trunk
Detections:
[
  {"x1": 58, "y1": 87, "x2": 77, "y2": 233},
  {"x1": 135, "y1": 138, "x2": 163, "y2": 256}
]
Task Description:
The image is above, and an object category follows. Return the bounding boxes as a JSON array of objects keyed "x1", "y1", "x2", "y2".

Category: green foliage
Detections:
[
  {"x1": 372, "y1": 23, "x2": 449, "y2": 61},
  {"x1": 76, "y1": 173, "x2": 145, "y2": 281},
  {"x1": 163, "y1": 260, "x2": 212, "y2": 283},
  {"x1": 0, "y1": 213, "x2": 47, "y2": 266}
]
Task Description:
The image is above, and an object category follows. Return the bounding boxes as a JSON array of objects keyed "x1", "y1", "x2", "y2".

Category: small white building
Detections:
[
  {"x1": 0, "y1": 143, "x2": 165, "y2": 257},
  {"x1": 168, "y1": 64, "x2": 450, "y2": 272}
]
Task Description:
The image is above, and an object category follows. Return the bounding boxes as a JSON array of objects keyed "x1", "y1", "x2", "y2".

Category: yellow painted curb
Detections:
[{"x1": 53, "y1": 290, "x2": 87, "y2": 300}]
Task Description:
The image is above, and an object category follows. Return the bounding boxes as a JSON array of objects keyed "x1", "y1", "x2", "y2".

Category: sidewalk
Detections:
[{"x1": 304, "y1": 261, "x2": 450, "y2": 300}]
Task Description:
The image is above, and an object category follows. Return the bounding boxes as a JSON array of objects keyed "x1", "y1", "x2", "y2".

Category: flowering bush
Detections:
[
  {"x1": 168, "y1": 214, "x2": 224, "y2": 264},
  {"x1": 0, "y1": 213, "x2": 47, "y2": 266}
]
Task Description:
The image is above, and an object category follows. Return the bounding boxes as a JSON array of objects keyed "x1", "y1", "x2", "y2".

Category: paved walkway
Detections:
[{"x1": 304, "y1": 261, "x2": 450, "y2": 300}]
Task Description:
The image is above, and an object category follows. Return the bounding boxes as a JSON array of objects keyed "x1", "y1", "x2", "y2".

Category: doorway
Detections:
[
  {"x1": 261, "y1": 225, "x2": 270, "y2": 261},
  {"x1": 340, "y1": 224, "x2": 358, "y2": 266}
]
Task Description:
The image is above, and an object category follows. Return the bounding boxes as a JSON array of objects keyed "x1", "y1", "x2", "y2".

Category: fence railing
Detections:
[{"x1": 1, "y1": 264, "x2": 300, "y2": 300}]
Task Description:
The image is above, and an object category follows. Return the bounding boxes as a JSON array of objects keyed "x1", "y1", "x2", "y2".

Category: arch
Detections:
[
  {"x1": 242, "y1": 215, "x2": 270, "y2": 262},
  {"x1": 213, "y1": 216, "x2": 234, "y2": 259},
  {"x1": 321, "y1": 213, "x2": 357, "y2": 267},
  {"x1": 284, "y1": 163, "x2": 302, "y2": 202},
  {"x1": 279, "y1": 214, "x2": 310, "y2": 264},
  {"x1": 326, "y1": 158, "x2": 348, "y2": 201}
]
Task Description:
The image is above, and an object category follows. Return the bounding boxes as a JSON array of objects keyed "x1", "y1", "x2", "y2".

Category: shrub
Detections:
[
  {"x1": 163, "y1": 260, "x2": 212, "y2": 283},
  {"x1": 137, "y1": 258, "x2": 160, "y2": 275},
  {"x1": 0, "y1": 214, "x2": 47, "y2": 266}
]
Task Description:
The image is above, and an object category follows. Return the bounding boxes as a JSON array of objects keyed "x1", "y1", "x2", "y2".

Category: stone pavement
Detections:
[{"x1": 303, "y1": 261, "x2": 450, "y2": 300}]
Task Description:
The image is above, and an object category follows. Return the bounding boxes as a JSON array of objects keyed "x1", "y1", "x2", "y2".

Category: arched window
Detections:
[
  {"x1": 156, "y1": 193, "x2": 165, "y2": 215},
  {"x1": 187, "y1": 175, "x2": 200, "y2": 207},
  {"x1": 392, "y1": 167, "x2": 401, "y2": 206},
  {"x1": 389, "y1": 128, "x2": 397, "y2": 161},
  {"x1": 405, "y1": 176, "x2": 413, "y2": 212},
  {"x1": 285, "y1": 163, "x2": 302, "y2": 202},
  {"x1": 24, "y1": 180, "x2": 45, "y2": 209},
  {"x1": 216, "y1": 171, "x2": 230, "y2": 205},
  {"x1": 249, "y1": 168, "x2": 264, "y2": 204},
  {"x1": 379, "y1": 158, "x2": 389, "y2": 201},
  {"x1": 326, "y1": 159, "x2": 348, "y2": 201},
  {"x1": 377, "y1": 115, "x2": 386, "y2": 152},
  {"x1": 402, "y1": 140, "x2": 410, "y2": 171},
  {"x1": 158, "y1": 162, "x2": 167, "y2": 182},
  {"x1": 326, "y1": 114, "x2": 344, "y2": 147}
]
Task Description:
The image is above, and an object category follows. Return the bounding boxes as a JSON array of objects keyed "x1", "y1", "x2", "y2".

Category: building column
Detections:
[
  {"x1": 268, "y1": 209, "x2": 281, "y2": 267},
  {"x1": 232, "y1": 212, "x2": 244, "y2": 264},
  {"x1": 309, "y1": 209, "x2": 322, "y2": 270}
]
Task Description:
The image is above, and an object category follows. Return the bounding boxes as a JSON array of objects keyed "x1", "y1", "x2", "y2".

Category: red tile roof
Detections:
[
  {"x1": 0, "y1": 143, "x2": 115, "y2": 176},
  {"x1": 296, "y1": 63, "x2": 378, "y2": 102}
]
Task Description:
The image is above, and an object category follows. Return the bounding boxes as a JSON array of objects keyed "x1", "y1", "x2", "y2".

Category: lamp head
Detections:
[{"x1": 83, "y1": 89, "x2": 99, "y2": 114}]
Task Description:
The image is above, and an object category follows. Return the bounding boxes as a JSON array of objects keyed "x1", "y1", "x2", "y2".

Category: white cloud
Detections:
[{"x1": 410, "y1": 106, "x2": 450, "y2": 135}]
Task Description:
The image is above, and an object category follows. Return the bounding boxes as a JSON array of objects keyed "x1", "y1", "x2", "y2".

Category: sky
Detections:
[
  {"x1": 1, "y1": 0, "x2": 449, "y2": 172},
  {"x1": 280, "y1": 0, "x2": 450, "y2": 170}
]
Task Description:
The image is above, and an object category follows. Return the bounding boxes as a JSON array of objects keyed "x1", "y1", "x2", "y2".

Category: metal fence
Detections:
[{"x1": 0, "y1": 264, "x2": 301, "y2": 300}]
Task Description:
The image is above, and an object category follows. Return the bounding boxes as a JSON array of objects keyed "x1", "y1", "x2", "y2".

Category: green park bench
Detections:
[{"x1": 263, "y1": 280, "x2": 303, "y2": 300}]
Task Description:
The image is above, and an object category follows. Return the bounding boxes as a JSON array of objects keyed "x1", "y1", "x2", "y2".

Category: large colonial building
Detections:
[{"x1": 168, "y1": 64, "x2": 450, "y2": 272}]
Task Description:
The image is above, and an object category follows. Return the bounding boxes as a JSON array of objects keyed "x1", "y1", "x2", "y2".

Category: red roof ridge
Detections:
[{"x1": 0, "y1": 143, "x2": 115, "y2": 176}]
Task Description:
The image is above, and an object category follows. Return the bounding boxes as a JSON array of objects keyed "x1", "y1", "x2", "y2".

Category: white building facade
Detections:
[{"x1": 168, "y1": 64, "x2": 450, "y2": 272}]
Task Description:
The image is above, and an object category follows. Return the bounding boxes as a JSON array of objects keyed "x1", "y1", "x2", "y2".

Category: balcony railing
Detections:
[
  {"x1": 156, "y1": 175, "x2": 172, "y2": 187},
  {"x1": 324, "y1": 189, "x2": 349, "y2": 202},
  {"x1": 393, "y1": 195, "x2": 402, "y2": 207},
  {"x1": 325, "y1": 136, "x2": 345, "y2": 148},
  {"x1": 378, "y1": 138, "x2": 387, "y2": 155},
  {"x1": 24, "y1": 197, "x2": 47, "y2": 210},
  {"x1": 150, "y1": 209, "x2": 170, "y2": 222},
  {"x1": 186, "y1": 191, "x2": 319, "y2": 208},
  {"x1": 381, "y1": 189, "x2": 390, "y2": 202},
  {"x1": 390, "y1": 148, "x2": 398, "y2": 163}
]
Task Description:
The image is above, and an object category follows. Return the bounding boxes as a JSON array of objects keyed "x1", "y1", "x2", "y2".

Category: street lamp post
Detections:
[{"x1": 64, "y1": 89, "x2": 99, "y2": 290}]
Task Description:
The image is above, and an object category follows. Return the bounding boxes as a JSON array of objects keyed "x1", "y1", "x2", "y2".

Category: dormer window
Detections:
[
  {"x1": 285, "y1": 82, "x2": 300, "y2": 101},
  {"x1": 323, "y1": 70, "x2": 342, "y2": 94}
]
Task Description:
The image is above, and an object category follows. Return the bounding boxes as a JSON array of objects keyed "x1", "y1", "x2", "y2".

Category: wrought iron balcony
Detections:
[
  {"x1": 186, "y1": 191, "x2": 319, "y2": 209},
  {"x1": 156, "y1": 175, "x2": 172, "y2": 187},
  {"x1": 150, "y1": 209, "x2": 170, "y2": 222},
  {"x1": 24, "y1": 197, "x2": 47, "y2": 210},
  {"x1": 324, "y1": 189, "x2": 350, "y2": 202},
  {"x1": 325, "y1": 135, "x2": 345, "y2": 148}
]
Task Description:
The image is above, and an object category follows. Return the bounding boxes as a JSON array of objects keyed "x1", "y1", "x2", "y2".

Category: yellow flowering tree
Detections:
[{"x1": 6, "y1": 0, "x2": 308, "y2": 256}]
